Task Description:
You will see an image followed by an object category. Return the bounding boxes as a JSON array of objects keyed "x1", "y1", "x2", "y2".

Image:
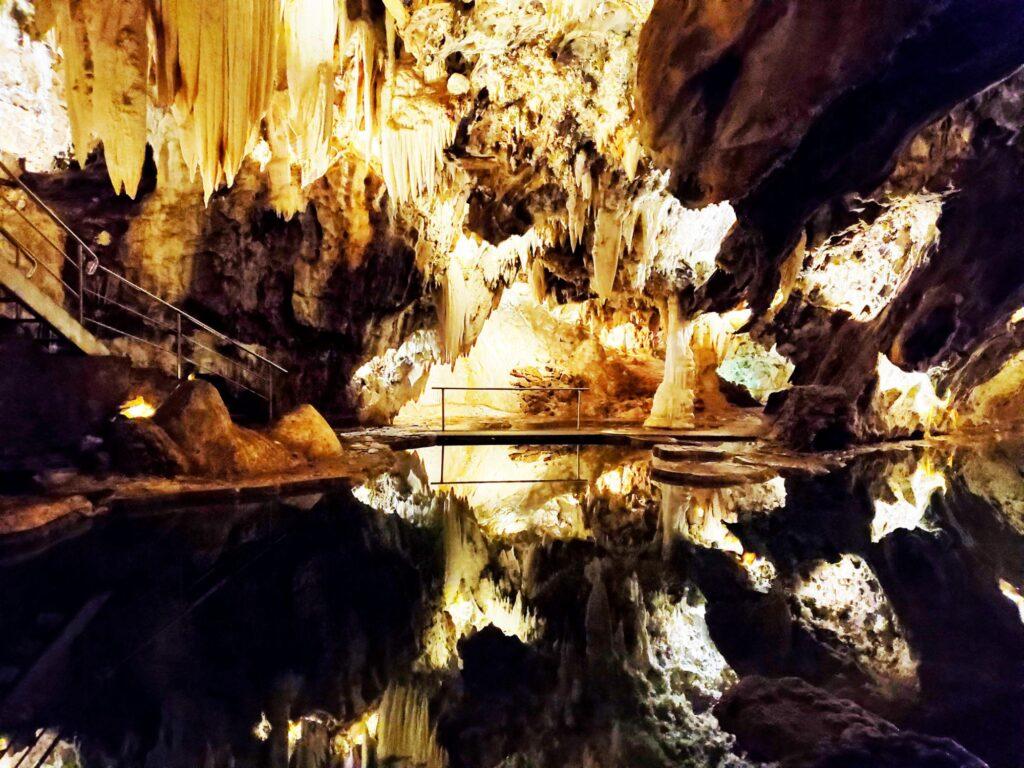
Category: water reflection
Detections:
[{"x1": 2, "y1": 442, "x2": 1024, "y2": 767}]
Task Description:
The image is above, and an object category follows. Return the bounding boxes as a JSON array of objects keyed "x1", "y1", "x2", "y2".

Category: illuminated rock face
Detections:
[
  {"x1": 0, "y1": 14, "x2": 69, "y2": 170},
  {"x1": 5, "y1": 1, "x2": 1024, "y2": 437}
]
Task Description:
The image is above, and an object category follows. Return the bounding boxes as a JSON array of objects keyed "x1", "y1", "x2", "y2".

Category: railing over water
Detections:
[
  {"x1": 433, "y1": 386, "x2": 588, "y2": 431},
  {"x1": 0, "y1": 160, "x2": 287, "y2": 418}
]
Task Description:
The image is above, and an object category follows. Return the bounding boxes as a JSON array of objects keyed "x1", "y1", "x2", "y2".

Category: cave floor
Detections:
[
  {"x1": 358, "y1": 408, "x2": 770, "y2": 448},
  {"x1": 0, "y1": 424, "x2": 953, "y2": 543}
]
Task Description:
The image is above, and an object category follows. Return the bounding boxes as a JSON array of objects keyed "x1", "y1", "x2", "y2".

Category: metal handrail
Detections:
[
  {"x1": 433, "y1": 385, "x2": 589, "y2": 431},
  {"x1": 0, "y1": 160, "x2": 287, "y2": 417}
]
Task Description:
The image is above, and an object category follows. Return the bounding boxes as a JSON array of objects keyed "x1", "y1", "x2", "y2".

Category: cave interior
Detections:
[{"x1": 3, "y1": 1, "x2": 1024, "y2": 767}]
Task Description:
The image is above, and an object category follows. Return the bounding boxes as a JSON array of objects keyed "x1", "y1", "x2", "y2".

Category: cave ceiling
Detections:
[{"x1": 3, "y1": 0, "x2": 1024, "y2": 440}]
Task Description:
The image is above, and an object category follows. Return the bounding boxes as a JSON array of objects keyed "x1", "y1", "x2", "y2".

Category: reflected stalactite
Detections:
[
  {"x1": 421, "y1": 493, "x2": 537, "y2": 670},
  {"x1": 657, "y1": 478, "x2": 785, "y2": 590},
  {"x1": 791, "y1": 555, "x2": 920, "y2": 699},
  {"x1": 870, "y1": 452, "x2": 947, "y2": 542}
]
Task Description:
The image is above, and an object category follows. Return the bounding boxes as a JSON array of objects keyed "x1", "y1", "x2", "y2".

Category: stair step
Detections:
[{"x1": 0, "y1": 259, "x2": 108, "y2": 356}]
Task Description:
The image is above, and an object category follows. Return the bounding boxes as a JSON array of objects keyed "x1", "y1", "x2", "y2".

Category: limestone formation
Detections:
[
  {"x1": 154, "y1": 379, "x2": 298, "y2": 477},
  {"x1": 5, "y1": 0, "x2": 1024, "y2": 444}
]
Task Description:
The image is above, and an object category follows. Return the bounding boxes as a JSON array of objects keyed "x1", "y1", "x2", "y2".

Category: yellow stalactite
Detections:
[
  {"x1": 280, "y1": 0, "x2": 338, "y2": 187},
  {"x1": 85, "y1": 0, "x2": 148, "y2": 198},
  {"x1": 53, "y1": 0, "x2": 95, "y2": 165}
]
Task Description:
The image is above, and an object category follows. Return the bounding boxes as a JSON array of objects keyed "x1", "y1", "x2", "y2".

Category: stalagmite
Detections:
[{"x1": 645, "y1": 301, "x2": 695, "y2": 428}]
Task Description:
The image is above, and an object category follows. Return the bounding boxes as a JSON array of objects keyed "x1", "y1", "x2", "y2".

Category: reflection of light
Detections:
[
  {"x1": 871, "y1": 456, "x2": 945, "y2": 541},
  {"x1": 599, "y1": 321, "x2": 641, "y2": 352},
  {"x1": 647, "y1": 590, "x2": 735, "y2": 699},
  {"x1": 288, "y1": 720, "x2": 303, "y2": 749},
  {"x1": 799, "y1": 194, "x2": 942, "y2": 321},
  {"x1": 120, "y1": 395, "x2": 156, "y2": 419},
  {"x1": 874, "y1": 353, "x2": 950, "y2": 432},
  {"x1": 1000, "y1": 579, "x2": 1024, "y2": 623},
  {"x1": 333, "y1": 708, "x2": 381, "y2": 754},
  {"x1": 660, "y1": 480, "x2": 784, "y2": 591},
  {"x1": 253, "y1": 713, "x2": 272, "y2": 741},
  {"x1": 596, "y1": 463, "x2": 644, "y2": 495},
  {"x1": 794, "y1": 555, "x2": 918, "y2": 691}
]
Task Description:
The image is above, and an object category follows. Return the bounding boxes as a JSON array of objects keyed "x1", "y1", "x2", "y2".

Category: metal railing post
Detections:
[
  {"x1": 441, "y1": 387, "x2": 446, "y2": 431},
  {"x1": 175, "y1": 313, "x2": 183, "y2": 379},
  {"x1": 576, "y1": 389, "x2": 582, "y2": 431},
  {"x1": 76, "y1": 242, "x2": 84, "y2": 324},
  {"x1": 268, "y1": 366, "x2": 275, "y2": 422}
]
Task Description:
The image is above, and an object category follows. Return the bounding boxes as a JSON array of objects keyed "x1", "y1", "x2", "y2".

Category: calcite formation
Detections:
[{"x1": 5, "y1": 0, "x2": 1024, "y2": 440}]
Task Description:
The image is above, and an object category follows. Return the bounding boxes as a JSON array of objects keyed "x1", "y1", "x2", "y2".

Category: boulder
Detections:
[
  {"x1": 714, "y1": 676, "x2": 986, "y2": 768},
  {"x1": 268, "y1": 404, "x2": 342, "y2": 460},
  {"x1": 769, "y1": 386, "x2": 856, "y2": 451},
  {"x1": 154, "y1": 380, "x2": 298, "y2": 477},
  {"x1": 108, "y1": 417, "x2": 188, "y2": 477}
]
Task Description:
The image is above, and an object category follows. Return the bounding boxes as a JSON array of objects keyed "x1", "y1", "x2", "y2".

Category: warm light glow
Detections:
[
  {"x1": 870, "y1": 353, "x2": 951, "y2": 435},
  {"x1": 798, "y1": 194, "x2": 942, "y2": 321},
  {"x1": 253, "y1": 713, "x2": 271, "y2": 741},
  {"x1": 964, "y1": 349, "x2": 1024, "y2": 427},
  {"x1": 119, "y1": 395, "x2": 156, "y2": 419},
  {"x1": 1000, "y1": 579, "x2": 1024, "y2": 624},
  {"x1": 871, "y1": 455, "x2": 946, "y2": 542},
  {"x1": 794, "y1": 555, "x2": 918, "y2": 693}
]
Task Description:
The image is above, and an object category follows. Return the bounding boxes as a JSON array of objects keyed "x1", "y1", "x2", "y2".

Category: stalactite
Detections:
[
  {"x1": 153, "y1": 0, "x2": 279, "y2": 201},
  {"x1": 52, "y1": 0, "x2": 94, "y2": 164},
  {"x1": 566, "y1": 151, "x2": 593, "y2": 251},
  {"x1": 592, "y1": 205, "x2": 622, "y2": 299},
  {"x1": 380, "y1": 114, "x2": 456, "y2": 206},
  {"x1": 436, "y1": 235, "x2": 515, "y2": 365},
  {"x1": 339, "y1": 20, "x2": 382, "y2": 160},
  {"x1": 638, "y1": 195, "x2": 668, "y2": 264},
  {"x1": 281, "y1": 0, "x2": 337, "y2": 187},
  {"x1": 376, "y1": 683, "x2": 447, "y2": 768},
  {"x1": 529, "y1": 258, "x2": 548, "y2": 304},
  {"x1": 48, "y1": 0, "x2": 149, "y2": 196}
]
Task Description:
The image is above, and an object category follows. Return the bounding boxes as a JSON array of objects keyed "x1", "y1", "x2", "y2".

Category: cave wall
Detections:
[{"x1": 4, "y1": 1, "x2": 1024, "y2": 436}]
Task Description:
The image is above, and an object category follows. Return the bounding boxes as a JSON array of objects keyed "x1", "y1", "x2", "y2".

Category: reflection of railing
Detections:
[
  {"x1": 432, "y1": 444, "x2": 584, "y2": 485},
  {"x1": 433, "y1": 386, "x2": 588, "y2": 431},
  {"x1": 0, "y1": 160, "x2": 287, "y2": 418}
]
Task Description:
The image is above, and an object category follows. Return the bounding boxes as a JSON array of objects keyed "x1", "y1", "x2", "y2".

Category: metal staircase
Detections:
[{"x1": 0, "y1": 160, "x2": 287, "y2": 417}]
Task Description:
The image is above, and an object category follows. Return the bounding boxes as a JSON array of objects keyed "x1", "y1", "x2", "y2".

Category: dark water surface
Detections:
[{"x1": 2, "y1": 442, "x2": 1024, "y2": 767}]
